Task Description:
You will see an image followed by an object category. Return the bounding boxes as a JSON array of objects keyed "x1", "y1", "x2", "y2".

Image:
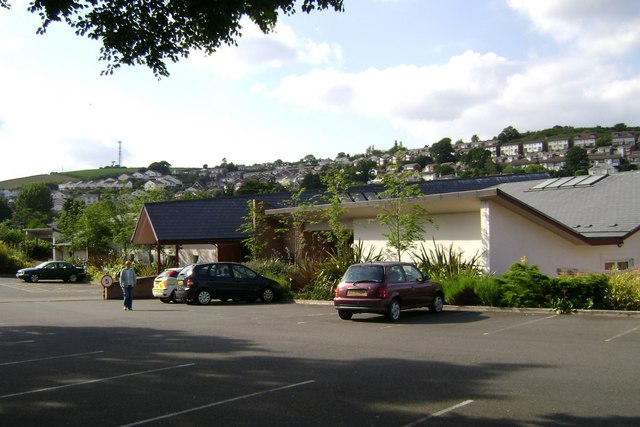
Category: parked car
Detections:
[
  {"x1": 175, "y1": 262, "x2": 282, "y2": 305},
  {"x1": 16, "y1": 261, "x2": 87, "y2": 283},
  {"x1": 333, "y1": 262, "x2": 444, "y2": 321},
  {"x1": 152, "y1": 267, "x2": 184, "y2": 303}
]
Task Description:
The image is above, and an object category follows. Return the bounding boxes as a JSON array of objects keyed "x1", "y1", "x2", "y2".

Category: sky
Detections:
[{"x1": 1, "y1": 0, "x2": 639, "y2": 181}]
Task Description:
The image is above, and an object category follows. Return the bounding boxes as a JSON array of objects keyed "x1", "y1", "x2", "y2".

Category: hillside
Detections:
[{"x1": 0, "y1": 168, "x2": 141, "y2": 190}]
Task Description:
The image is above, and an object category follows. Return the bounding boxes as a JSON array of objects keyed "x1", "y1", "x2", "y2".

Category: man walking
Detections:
[{"x1": 119, "y1": 260, "x2": 137, "y2": 311}]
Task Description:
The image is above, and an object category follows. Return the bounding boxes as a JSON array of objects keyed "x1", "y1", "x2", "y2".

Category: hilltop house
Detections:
[{"x1": 132, "y1": 172, "x2": 640, "y2": 276}]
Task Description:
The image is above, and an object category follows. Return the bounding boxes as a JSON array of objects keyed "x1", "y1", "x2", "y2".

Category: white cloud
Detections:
[
  {"x1": 507, "y1": 0, "x2": 640, "y2": 55},
  {"x1": 188, "y1": 20, "x2": 342, "y2": 78}
]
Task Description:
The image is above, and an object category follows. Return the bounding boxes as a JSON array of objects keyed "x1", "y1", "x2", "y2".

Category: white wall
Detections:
[
  {"x1": 484, "y1": 201, "x2": 638, "y2": 276},
  {"x1": 353, "y1": 212, "x2": 484, "y2": 264}
]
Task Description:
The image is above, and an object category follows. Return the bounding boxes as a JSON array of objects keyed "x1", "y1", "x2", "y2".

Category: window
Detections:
[
  {"x1": 388, "y1": 266, "x2": 405, "y2": 283},
  {"x1": 402, "y1": 265, "x2": 423, "y2": 282},
  {"x1": 604, "y1": 260, "x2": 633, "y2": 271}
]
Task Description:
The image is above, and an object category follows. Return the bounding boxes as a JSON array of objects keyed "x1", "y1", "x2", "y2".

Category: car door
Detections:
[
  {"x1": 387, "y1": 265, "x2": 417, "y2": 306},
  {"x1": 209, "y1": 263, "x2": 234, "y2": 299},
  {"x1": 402, "y1": 264, "x2": 433, "y2": 305},
  {"x1": 229, "y1": 264, "x2": 261, "y2": 299},
  {"x1": 40, "y1": 262, "x2": 59, "y2": 280}
]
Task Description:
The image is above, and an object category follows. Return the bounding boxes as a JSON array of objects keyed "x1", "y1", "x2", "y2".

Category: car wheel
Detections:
[
  {"x1": 429, "y1": 294, "x2": 444, "y2": 313},
  {"x1": 29, "y1": 274, "x2": 39, "y2": 283},
  {"x1": 260, "y1": 287, "x2": 276, "y2": 303},
  {"x1": 338, "y1": 310, "x2": 353, "y2": 320},
  {"x1": 386, "y1": 298, "x2": 401, "y2": 322},
  {"x1": 69, "y1": 274, "x2": 78, "y2": 283},
  {"x1": 197, "y1": 289, "x2": 212, "y2": 305}
]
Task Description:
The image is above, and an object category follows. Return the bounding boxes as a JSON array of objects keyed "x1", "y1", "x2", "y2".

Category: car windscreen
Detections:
[{"x1": 342, "y1": 265, "x2": 384, "y2": 283}]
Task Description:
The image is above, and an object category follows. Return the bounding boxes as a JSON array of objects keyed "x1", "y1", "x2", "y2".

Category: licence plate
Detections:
[{"x1": 347, "y1": 289, "x2": 367, "y2": 296}]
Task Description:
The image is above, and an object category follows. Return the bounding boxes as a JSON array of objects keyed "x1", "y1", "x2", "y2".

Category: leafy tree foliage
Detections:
[
  {"x1": 376, "y1": 175, "x2": 433, "y2": 261},
  {"x1": 320, "y1": 168, "x2": 353, "y2": 257},
  {"x1": 236, "y1": 180, "x2": 286, "y2": 195},
  {"x1": 0, "y1": 198, "x2": 12, "y2": 222},
  {"x1": 460, "y1": 147, "x2": 495, "y2": 176},
  {"x1": 10, "y1": 0, "x2": 343, "y2": 77},
  {"x1": 430, "y1": 138, "x2": 456, "y2": 164},
  {"x1": 562, "y1": 146, "x2": 589, "y2": 176},
  {"x1": 301, "y1": 173, "x2": 324, "y2": 189},
  {"x1": 13, "y1": 183, "x2": 53, "y2": 228},
  {"x1": 498, "y1": 126, "x2": 521, "y2": 144},
  {"x1": 148, "y1": 160, "x2": 171, "y2": 175},
  {"x1": 237, "y1": 199, "x2": 270, "y2": 261}
]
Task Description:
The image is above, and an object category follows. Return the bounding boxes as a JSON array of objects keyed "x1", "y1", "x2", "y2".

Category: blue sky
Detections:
[{"x1": 1, "y1": 0, "x2": 639, "y2": 181}]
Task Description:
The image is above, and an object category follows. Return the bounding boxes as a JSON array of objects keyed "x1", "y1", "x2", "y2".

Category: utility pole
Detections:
[{"x1": 118, "y1": 141, "x2": 122, "y2": 166}]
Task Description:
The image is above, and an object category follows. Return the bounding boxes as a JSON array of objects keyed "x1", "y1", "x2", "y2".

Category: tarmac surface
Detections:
[{"x1": 1, "y1": 277, "x2": 639, "y2": 426}]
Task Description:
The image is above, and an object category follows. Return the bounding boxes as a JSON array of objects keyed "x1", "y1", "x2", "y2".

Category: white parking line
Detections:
[
  {"x1": 0, "y1": 339, "x2": 36, "y2": 346},
  {"x1": 605, "y1": 326, "x2": 639, "y2": 342},
  {"x1": 0, "y1": 350, "x2": 104, "y2": 366},
  {"x1": 0, "y1": 363, "x2": 194, "y2": 399},
  {"x1": 120, "y1": 380, "x2": 316, "y2": 427},
  {"x1": 402, "y1": 400, "x2": 475, "y2": 426},
  {"x1": 482, "y1": 315, "x2": 556, "y2": 335}
]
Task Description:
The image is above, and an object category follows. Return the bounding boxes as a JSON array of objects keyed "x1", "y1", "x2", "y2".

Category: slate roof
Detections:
[
  {"x1": 133, "y1": 173, "x2": 550, "y2": 245},
  {"x1": 496, "y1": 171, "x2": 640, "y2": 239}
]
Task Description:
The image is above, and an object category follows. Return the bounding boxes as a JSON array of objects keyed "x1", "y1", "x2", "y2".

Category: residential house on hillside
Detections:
[
  {"x1": 547, "y1": 137, "x2": 572, "y2": 152},
  {"x1": 573, "y1": 133, "x2": 597, "y2": 149}
]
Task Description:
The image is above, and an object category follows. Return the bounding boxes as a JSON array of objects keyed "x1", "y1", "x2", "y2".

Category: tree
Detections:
[
  {"x1": 562, "y1": 146, "x2": 589, "y2": 176},
  {"x1": 498, "y1": 126, "x2": 520, "y2": 144},
  {"x1": 375, "y1": 175, "x2": 433, "y2": 261},
  {"x1": 13, "y1": 183, "x2": 53, "y2": 228},
  {"x1": 0, "y1": 198, "x2": 12, "y2": 222},
  {"x1": 236, "y1": 180, "x2": 285, "y2": 195},
  {"x1": 4, "y1": 0, "x2": 343, "y2": 77},
  {"x1": 148, "y1": 160, "x2": 171, "y2": 175},
  {"x1": 237, "y1": 199, "x2": 270, "y2": 261},
  {"x1": 320, "y1": 168, "x2": 353, "y2": 258},
  {"x1": 430, "y1": 138, "x2": 456, "y2": 164},
  {"x1": 460, "y1": 147, "x2": 492, "y2": 172}
]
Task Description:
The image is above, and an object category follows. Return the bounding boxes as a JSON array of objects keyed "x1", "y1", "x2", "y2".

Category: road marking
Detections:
[
  {"x1": 0, "y1": 363, "x2": 194, "y2": 399},
  {"x1": 605, "y1": 326, "x2": 639, "y2": 342},
  {"x1": 483, "y1": 315, "x2": 556, "y2": 335},
  {"x1": 120, "y1": 380, "x2": 316, "y2": 426},
  {"x1": 402, "y1": 400, "x2": 475, "y2": 426},
  {"x1": 0, "y1": 339, "x2": 36, "y2": 346},
  {"x1": 0, "y1": 350, "x2": 104, "y2": 366}
]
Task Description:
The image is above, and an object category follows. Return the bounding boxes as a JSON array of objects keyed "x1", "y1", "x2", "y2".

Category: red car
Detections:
[{"x1": 333, "y1": 262, "x2": 444, "y2": 321}]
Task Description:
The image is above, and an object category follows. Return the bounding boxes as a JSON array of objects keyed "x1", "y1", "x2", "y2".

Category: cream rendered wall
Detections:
[
  {"x1": 353, "y1": 212, "x2": 483, "y2": 263},
  {"x1": 483, "y1": 201, "x2": 639, "y2": 276}
]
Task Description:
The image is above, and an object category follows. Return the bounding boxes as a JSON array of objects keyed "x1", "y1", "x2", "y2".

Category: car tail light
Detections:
[
  {"x1": 185, "y1": 278, "x2": 194, "y2": 287},
  {"x1": 377, "y1": 287, "x2": 388, "y2": 298},
  {"x1": 335, "y1": 286, "x2": 340, "y2": 297}
]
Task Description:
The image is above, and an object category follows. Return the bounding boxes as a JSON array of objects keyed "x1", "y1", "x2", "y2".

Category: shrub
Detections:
[
  {"x1": 605, "y1": 272, "x2": 640, "y2": 311},
  {"x1": 412, "y1": 239, "x2": 482, "y2": 281},
  {"x1": 498, "y1": 260, "x2": 550, "y2": 308},
  {"x1": 474, "y1": 275, "x2": 502, "y2": 306},
  {"x1": 546, "y1": 274, "x2": 609, "y2": 311},
  {"x1": 440, "y1": 273, "x2": 479, "y2": 305}
]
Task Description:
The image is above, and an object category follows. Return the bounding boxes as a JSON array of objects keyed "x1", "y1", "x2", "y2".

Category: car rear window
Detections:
[{"x1": 342, "y1": 265, "x2": 384, "y2": 283}]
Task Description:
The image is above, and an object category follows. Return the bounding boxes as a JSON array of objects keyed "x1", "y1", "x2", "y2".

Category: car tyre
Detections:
[
  {"x1": 386, "y1": 298, "x2": 401, "y2": 322},
  {"x1": 197, "y1": 289, "x2": 212, "y2": 305},
  {"x1": 260, "y1": 287, "x2": 276, "y2": 303},
  {"x1": 29, "y1": 274, "x2": 39, "y2": 283},
  {"x1": 429, "y1": 294, "x2": 444, "y2": 313},
  {"x1": 69, "y1": 274, "x2": 78, "y2": 283},
  {"x1": 338, "y1": 310, "x2": 353, "y2": 320}
]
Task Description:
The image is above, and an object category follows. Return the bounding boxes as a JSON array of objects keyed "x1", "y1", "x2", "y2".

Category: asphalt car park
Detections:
[{"x1": 1, "y1": 278, "x2": 639, "y2": 426}]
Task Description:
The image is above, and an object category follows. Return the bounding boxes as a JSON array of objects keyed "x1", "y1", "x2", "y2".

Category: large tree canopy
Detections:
[{"x1": 2, "y1": 0, "x2": 344, "y2": 77}]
